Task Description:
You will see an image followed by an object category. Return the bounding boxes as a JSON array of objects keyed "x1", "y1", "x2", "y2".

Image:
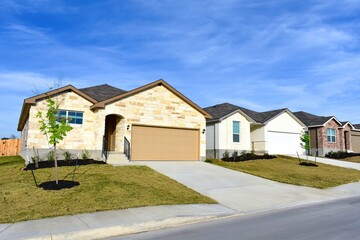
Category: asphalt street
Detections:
[{"x1": 109, "y1": 196, "x2": 360, "y2": 240}]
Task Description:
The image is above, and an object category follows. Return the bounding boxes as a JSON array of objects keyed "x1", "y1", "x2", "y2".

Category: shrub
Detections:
[
  {"x1": 31, "y1": 148, "x2": 41, "y2": 168},
  {"x1": 325, "y1": 151, "x2": 360, "y2": 159},
  {"x1": 222, "y1": 151, "x2": 276, "y2": 162},
  {"x1": 222, "y1": 150, "x2": 230, "y2": 159},
  {"x1": 63, "y1": 151, "x2": 73, "y2": 161},
  {"x1": 47, "y1": 150, "x2": 55, "y2": 161},
  {"x1": 81, "y1": 149, "x2": 91, "y2": 160},
  {"x1": 232, "y1": 150, "x2": 238, "y2": 160}
]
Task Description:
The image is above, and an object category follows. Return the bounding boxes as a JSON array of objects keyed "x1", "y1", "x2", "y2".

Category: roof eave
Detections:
[
  {"x1": 17, "y1": 85, "x2": 98, "y2": 131},
  {"x1": 91, "y1": 79, "x2": 212, "y2": 119},
  {"x1": 219, "y1": 109, "x2": 258, "y2": 123}
]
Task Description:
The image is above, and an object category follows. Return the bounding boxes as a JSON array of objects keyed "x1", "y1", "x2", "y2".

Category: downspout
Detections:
[
  {"x1": 315, "y1": 128, "x2": 319, "y2": 157},
  {"x1": 214, "y1": 123, "x2": 216, "y2": 159}
]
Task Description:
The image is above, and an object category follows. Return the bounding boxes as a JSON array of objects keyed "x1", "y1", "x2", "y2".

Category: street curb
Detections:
[{"x1": 23, "y1": 215, "x2": 221, "y2": 240}]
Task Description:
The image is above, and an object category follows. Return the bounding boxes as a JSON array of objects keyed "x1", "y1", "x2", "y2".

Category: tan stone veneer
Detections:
[{"x1": 21, "y1": 84, "x2": 206, "y2": 161}]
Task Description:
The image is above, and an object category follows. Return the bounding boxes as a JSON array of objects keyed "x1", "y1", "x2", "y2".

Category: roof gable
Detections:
[
  {"x1": 17, "y1": 85, "x2": 98, "y2": 131},
  {"x1": 203, "y1": 103, "x2": 292, "y2": 124},
  {"x1": 203, "y1": 103, "x2": 249, "y2": 122},
  {"x1": 90, "y1": 79, "x2": 212, "y2": 118},
  {"x1": 264, "y1": 109, "x2": 306, "y2": 127}
]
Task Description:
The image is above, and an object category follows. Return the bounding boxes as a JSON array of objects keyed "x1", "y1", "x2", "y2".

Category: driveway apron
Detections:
[{"x1": 143, "y1": 161, "x2": 360, "y2": 213}]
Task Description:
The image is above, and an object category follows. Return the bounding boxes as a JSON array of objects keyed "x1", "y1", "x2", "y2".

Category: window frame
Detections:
[
  {"x1": 233, "y1": 121, "x2": 240, "y2": 143},
  {"x1": 57, "y1": 110, "x2": 83, "y2": 125},
  {"x1": 327, "y1": 128, "x2": 336, "y2": 143}
]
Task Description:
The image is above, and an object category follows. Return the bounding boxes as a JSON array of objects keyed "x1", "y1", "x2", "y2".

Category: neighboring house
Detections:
[
  {"x1": 18, "y1": 79, "x2": 211, "y2": 162},
  {"x1": 203, "y1": 103, "x2": 306, "y2": 158},
  {"x1": 293, "y1": 111, "x2": 354, "y2": 156},
  {"x1": 352, "y1": 124, "x2": 360, "y2": 153}
]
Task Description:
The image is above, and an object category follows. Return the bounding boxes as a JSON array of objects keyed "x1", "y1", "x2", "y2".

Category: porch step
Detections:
[{"x1": 106, "y1": 152, "x2": 130, "y2": 165}]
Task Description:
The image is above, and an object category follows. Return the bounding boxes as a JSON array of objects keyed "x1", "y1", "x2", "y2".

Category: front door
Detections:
[
  {"x1": 104, "y1": 115, "x2": 117, "y2": 151},
  {"x1": 344, "y1": 131, "x2": 349, "y2": 150}
]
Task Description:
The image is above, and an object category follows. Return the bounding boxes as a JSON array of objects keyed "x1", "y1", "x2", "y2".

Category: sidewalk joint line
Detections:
[
  {"x1": 76, "y1": 215, "x2": 91, "y2": 229},
  {"x1": 0, "y1": 224, "x2": 13, "y2": 235}
]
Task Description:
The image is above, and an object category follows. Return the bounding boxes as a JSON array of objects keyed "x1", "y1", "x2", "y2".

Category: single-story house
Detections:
[
  {"x1": 203, "y1": 103, "x2": 306, "y2": 158},
  {"x1": 293, "y1": 111, "x2": 355, "y2": 156},
  {"x1": 18, "y1": 79, "x2": 211, "y2": 162},
  {"x1": 352, "y1": 124, "x2": 360, "y2": 153}
]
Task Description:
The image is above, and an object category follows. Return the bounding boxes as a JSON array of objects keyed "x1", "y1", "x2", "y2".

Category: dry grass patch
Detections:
[
  {"x1": 0, "y1": 156, "x2": 215, "y2": 223},
  {"x1": 207, "y1": 155, "x2": 360, "y2": 189}
]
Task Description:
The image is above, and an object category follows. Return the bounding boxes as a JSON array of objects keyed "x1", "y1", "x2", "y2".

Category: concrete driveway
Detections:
[{"x1": 143, "y1": 161, "x2": 360, "y2": 213}]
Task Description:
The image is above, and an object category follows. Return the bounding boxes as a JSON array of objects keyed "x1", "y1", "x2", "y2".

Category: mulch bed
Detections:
[
  {"x1": 38, "y1": 180, "x2": 80, "y2": 190},
  {"x1": 222, "y1": 153, "x2": 277, "y2": 162},
  {"x1": 299, "y1": 162, "x2": 318, "y2": 167},
  {"x1": 24, "y1": 159, "x2": 106, "y2": 170}
]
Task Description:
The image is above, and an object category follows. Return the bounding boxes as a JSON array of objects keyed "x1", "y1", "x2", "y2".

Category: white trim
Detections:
[
  {"x1": 219, "y1": 109, "x2": 258, "y2": 123},
  {"x1": 323, "y1": 116, "x2": 342, "y2": 126},
  {"x1": 268, "y1": 130, "x2": 302, "y2": 135}
]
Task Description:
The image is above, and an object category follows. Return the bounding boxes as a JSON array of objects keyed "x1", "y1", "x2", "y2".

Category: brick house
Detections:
[
  {"x1": 17, "y1": 79, "x2": 211, "y2": 163},
  {"x1": 293, "y1": 111, "x2": 354, "y2": 156}
]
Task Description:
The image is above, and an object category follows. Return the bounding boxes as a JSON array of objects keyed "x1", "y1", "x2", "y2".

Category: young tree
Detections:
[
  {"x1": 300, "y1": 132, "x2": 310, "y2": 162},
  {"x1": 36, "y1": 94, "x2": 73, "y2": 184}
]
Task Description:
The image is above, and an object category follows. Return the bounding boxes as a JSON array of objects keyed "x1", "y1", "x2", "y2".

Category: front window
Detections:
[
  {"x1": 57, "y1": 110, "x2": 83, "y2": 124},
  {"x1": 327, "y1": 128, "x2": 336, "y2": 143},
  {"x1": 233, "y1": 121, "x2": 240, "y2": 142}
]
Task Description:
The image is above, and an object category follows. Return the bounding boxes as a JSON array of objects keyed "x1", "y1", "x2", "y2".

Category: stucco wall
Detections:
[
  {"x1": 217, "y1": 112, "x2": 252, "y2": 154},
  {"x1": 265, "y1": 112, "x2": 304, "y2": 134},
  {"x1": 250, "y1": 125, "x2": 266, "y2": 153}
]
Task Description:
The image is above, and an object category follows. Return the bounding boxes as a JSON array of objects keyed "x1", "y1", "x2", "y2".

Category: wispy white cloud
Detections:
[{"x1": 1, "y1": 0, "x2": 360, "y2": 137}]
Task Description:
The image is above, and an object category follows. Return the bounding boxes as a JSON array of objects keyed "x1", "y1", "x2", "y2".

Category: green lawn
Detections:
[
  {"x1": 206, "y1": 155, "x2": 360, "y2": 189},
  {"x1": 0, "y1": 156, "x2": 215, "y2": 223}
]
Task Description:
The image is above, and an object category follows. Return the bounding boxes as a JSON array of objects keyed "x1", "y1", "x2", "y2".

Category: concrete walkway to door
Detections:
[{"x1": 143, "y1": 161, "x2": 360, "y2": 213}]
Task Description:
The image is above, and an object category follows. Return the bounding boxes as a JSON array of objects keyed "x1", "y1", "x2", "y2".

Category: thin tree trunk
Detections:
[{"x1": 54, "y1": 143, "x2": 58, "y2": 184}]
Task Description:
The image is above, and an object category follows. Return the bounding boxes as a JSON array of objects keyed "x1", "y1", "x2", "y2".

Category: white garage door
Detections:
[{"x1": 267, "y1": 131, "x2": 303, "y2": 155}]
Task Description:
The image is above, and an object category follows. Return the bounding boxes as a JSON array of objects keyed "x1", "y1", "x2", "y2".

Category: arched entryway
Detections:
[{"x1": 104, "y1": 114, "x2": 123, "y2": 152}]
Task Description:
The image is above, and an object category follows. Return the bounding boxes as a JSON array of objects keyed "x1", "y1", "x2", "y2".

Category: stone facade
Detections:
[
  {"x1": 20, "y1": 85, "x2": 206, "y2": 161},
  {"x1": 102, "y1": 85, "x2": 206, "y2": 159}
]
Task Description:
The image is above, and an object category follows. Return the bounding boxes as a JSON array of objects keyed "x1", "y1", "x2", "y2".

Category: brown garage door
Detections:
[
  {"x1": 352, "y1": 131, "x2": 360, "y2": 153},
  {"x1": 131, "y1": 125, "x2": 199, "y2": 161}
]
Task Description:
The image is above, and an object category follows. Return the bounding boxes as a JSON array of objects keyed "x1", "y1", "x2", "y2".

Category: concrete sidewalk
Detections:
[
  {"x1": 0, "y1": 204, "x2": 235, "y2": 240},
  {"x1": 289, "y1": 154, "x2": 360, "y2": 171}
]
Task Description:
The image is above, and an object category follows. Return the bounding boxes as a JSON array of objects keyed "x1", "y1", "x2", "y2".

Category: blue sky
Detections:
[{"x1": 1, "y1": 0, "x2": 360, "y2": 137}]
